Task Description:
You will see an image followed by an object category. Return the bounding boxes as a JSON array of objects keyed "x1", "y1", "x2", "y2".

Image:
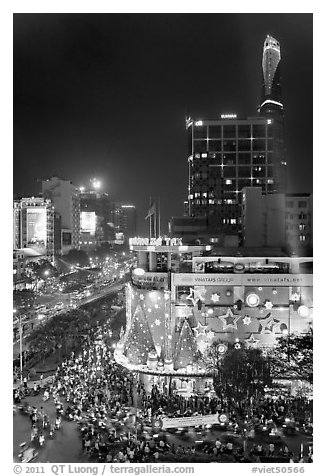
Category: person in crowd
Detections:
[{"x1": 13, "y1": 306, "x2": 313, "y2": 464}]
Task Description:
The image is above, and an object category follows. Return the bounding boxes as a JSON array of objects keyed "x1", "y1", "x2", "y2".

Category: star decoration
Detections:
[
  {"x1": 234, "y1": 343, "x2": 241, "y2": 350},
  {"x1": 211, "y1": 293, "x2": 220, "y2": 303},
  {"x1": 186, "y1": 288, "x2": 205, "y2": 306},
  {"x1": 290, "y1": 292, "x2": 300, "y2": 302},
  {"x1": 264, "y1": 300, "x2": 273, "y2": 310},
  {"x1": 195, "y1": 286, "x2": 207, "y2": 296},
  {"x1": 245, "y1": 333, "x2": 260, "y2": 348},
  {"x1": 154, "y1": 319, "x2": 161, "y2": 326},
  {"x1": 197, "y1": 340, "x2": 209, "y2": 353},
  {"x1": 192, "y1": 322, "x2": 208, "y2": 337},
  {"x1": 257, "y1": 313, "x2": 280, "y2": 334},
  {"x1": 243, "y1": 315, "x2": 252, "y2": 326},
  {"x1": 206, "y1": 330, "x2": 215, "y2": 340},
  {"x1": 182, "y1": 306, "x2": 194, "y2": 318},
  {"x1": 218, "y1": 307, "x2": 240, "y2": 330}
]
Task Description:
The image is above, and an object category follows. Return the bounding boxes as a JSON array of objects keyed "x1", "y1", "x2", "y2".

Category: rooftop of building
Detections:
[
  {"x1": 201, "y1": 246, "x2": 290, "y2": 257},
  {"x1": 186, "y1": 114, "x2": 269, "y2": 125},
  {"x1": 285, "y1": 192, "x2": 311, "y2": 197},
  {"x1": 42, "y1": 175, "x2": 75, "y2": 185}
]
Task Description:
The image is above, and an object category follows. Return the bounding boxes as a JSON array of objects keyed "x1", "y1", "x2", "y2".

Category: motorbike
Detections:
[{"x1": 18, "y1": 442, "x2": 38, "y2": 463}]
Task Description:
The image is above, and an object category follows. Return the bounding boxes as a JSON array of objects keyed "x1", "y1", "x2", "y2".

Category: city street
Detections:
[
  {"x1": 13, "y1": 281, "x2": 125, "y2": 358},
  {"x1": 13, "y1": 384, "x2": 312, "y2": 463}
]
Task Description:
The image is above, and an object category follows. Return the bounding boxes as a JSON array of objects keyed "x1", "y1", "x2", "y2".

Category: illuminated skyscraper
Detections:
[
  {"x1": 259, "y1": 35, "x2": 283, "y2": 117},
  {"x1": 79, "y1": 189, "x2": 114, "y2": 249},
  {"x1": 111, "y1": 202, "x2": 137, "y2": 240},
  {"x1": 186, "y1": 114, "x2": 287, "y2": 241},
  {"x1": 184, "y1": 36, "x2": 287, "y2": 244}
]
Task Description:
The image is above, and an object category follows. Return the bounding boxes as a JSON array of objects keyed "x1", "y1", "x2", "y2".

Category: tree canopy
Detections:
[
  {"x1": 270, "y1": 330, "x2": 313, "y2": 383},
  {"x1": 204, "y1": 341, "x2": 272, "y2": 400}
]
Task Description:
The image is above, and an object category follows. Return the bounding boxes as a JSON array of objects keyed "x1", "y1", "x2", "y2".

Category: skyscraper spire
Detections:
[{"x1": 259, "y1": 35, "x2": 283, "y2": 117}]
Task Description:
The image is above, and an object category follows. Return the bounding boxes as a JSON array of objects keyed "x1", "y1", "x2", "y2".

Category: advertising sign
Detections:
[
  {"x1": 161, "y1": 413, "x2": 220, "y2": 429},
  {"x1": 81, "y1": 212, "x2": 96, "y2": 234},
  {"x1": 173, "y1": 273, "x2": 313, "y2": 287},
  {"x1": 27, "y1": 208, "x2": 47, "y2": 251},
  {"x1": 129, "y1": 237, "x2": 183, "y2": 246},
  {"x1": 132, "y1": 272, "x2": 168, "y2": 289}
]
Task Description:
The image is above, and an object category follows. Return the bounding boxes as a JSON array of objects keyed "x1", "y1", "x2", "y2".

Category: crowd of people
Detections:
[{"x1": 14, "y1": 307, "x2": 313, "y2": 464}]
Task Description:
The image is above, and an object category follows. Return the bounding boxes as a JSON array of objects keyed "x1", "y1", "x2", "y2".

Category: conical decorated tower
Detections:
[
  {"x1": 174, "y1": 319, "x2": 197, "y2": 370},
  {"x1": 123, "y1": 303, "x2": 156, "y2": 365}
]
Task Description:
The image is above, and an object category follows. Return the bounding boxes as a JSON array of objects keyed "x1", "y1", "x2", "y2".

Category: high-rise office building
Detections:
[
  {"x1": 13, "y1": 197, "x2": 55, "y2": 259},
  {"x1": 259, "y1": 35, "x2": 283, "y2": 118},
  {"x1": 42, "y1": 176, "x2": 80, "y2": 253},
  {"x1": 186, "y1": 114, "x2": 287, "y2": 237},
  {"x1": 185, "y1": 35, "x2": 286, "y2": 242},
  {"x1": 111, "y1": 202, "x2": 137, "y2": 241},
  {"x1": 79, "y1": 189, "x2": 114, "y2": 249}
]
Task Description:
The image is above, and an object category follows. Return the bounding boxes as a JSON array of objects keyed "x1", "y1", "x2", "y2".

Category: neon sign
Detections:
[{"x1": 129, "y1": 237, "x2": 183, "y2": 246}]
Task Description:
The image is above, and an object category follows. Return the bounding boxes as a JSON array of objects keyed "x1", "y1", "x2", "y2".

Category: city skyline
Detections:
[{"x1": 14, "y1": 13, "x2": 312, "y2": 235}]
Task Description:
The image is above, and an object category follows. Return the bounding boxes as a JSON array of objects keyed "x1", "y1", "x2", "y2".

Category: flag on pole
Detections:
[{"x1": 145, "y1": 200, "x2": 156, "y2": 220}]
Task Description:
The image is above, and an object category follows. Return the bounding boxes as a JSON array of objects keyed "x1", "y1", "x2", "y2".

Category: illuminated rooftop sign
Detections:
[
  {"x1": 220, "y1": 114, "x2": 237, "y2": 119},
  {"x1": 129, "y1": 237, "x2": 183, "y2": 247}
]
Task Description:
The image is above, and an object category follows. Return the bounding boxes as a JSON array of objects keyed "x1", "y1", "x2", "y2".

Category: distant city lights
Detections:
[
  {"x1": 91, "y1": 178, "x2": 101, "y2": 189},
  {"x1": 221, "y1": 114, "x2": 237, "y2": 119}
]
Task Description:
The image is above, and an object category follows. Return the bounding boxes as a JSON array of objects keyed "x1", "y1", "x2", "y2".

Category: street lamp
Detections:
[{"x1": 13, "y1": 309, "x2": 23, "y2": 384}]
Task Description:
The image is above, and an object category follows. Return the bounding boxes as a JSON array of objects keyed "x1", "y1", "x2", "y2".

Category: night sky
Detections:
[{"x1": 13, "y1": 13, "x2": 313, "y2": 235}]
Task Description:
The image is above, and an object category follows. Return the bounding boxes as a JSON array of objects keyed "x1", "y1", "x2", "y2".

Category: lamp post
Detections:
[{"x1": 14, "y1": 309, "x2": 23, "y2": 384}]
